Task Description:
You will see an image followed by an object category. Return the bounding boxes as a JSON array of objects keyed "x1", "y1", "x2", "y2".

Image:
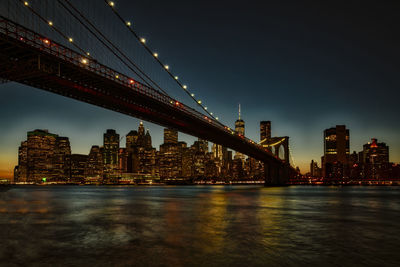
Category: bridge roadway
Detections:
[{"x1": 0, "y1": 17, "x2": 293, "y2": 184}]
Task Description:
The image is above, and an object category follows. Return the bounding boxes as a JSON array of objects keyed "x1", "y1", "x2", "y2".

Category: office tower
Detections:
[
  {"x1": 234, "y1": 104, "x2": 245, "y2": 161},
  {"x1": 212, "y1": 143, "x2": 223, "y2": 161},
  {"x1": 103, "y1": 129, "x2": 119, "y2": 174},
  {"x1": 360, "y1": 138, "x2": 389, "y2": 179},
  {"x1": 310, "y1": 160, "x2": 321, "y2": 177},
  {"x1": 144, "y1": 129, "x2": 152, "y2": 149},
  {"x1": 361, "y1": 138, "x2": 389, "y2": 165},
  {"x1": 66, "y1": 154, "x2": 88, "y2": 182},
  {"x1": 235, "y1": 104, "x2": 245, "y2": 136},
  {"x1": 137, "y1": 121, "x2": 146, "y2": 147},
  {"x1": 164, "y1": 128, "x2": 178, "y2": 144},
  {"x1": 322, "y1": 125, "x2": 350, "y2": 178},
  {"x1": 198, "y1": 138, "x2": 208, "y2": 153},
  {"x1": 53, "y1": 137, "x2": 71, "y2": 179},
  {"x1": 260, "y1": 121, "x2": 271, "y2": 142},
  {"x1": 14, "y1": 129, "x2": 71, "y2": 183},
  {"x1": 85, "y1": 145, "x2": 104, "y2": 179}
]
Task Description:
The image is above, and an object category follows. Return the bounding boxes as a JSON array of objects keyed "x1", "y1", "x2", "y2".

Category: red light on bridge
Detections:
[
  {"x1": 129, "y1": 80, "x2": 134, "y2": 84},
  {"x1": 19, "y1": 37, "x2": 24, "y2": 41},
  {"x1": 175, "y1": 101, "x2": 180, "y2": 106},
  {"x1": 43, "y1": 39, "x2": 50, "y2": 45}
]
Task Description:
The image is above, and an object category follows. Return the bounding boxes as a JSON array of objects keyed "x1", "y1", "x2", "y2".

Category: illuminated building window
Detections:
[{"x1": 325, "y1": 134, "x2": 336, "y2": 141}]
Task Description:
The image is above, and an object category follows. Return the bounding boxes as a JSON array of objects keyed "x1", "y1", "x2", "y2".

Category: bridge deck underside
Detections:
[{"x1": 0, "y1": 31, "x2": 284, "y2": 164}]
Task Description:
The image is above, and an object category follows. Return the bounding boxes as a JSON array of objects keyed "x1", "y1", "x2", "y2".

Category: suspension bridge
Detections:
[{"x1": 0, "y1": 0, "x2": 298, "y2": 185}]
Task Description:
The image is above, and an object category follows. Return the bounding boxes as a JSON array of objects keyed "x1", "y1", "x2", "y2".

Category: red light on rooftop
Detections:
[{"x1": 370, "y1": 138, "x2": 378, "y2": 148}]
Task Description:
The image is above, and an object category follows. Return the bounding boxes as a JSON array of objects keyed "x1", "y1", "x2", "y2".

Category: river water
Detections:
[{"x1": 1, "y1": 185, "x2": 399, "y2": 266}]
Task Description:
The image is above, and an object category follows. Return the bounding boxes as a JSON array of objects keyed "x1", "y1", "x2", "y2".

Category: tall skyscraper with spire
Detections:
[{"x1": 234, "y1": 104, "x2": 245, "y2": 161}]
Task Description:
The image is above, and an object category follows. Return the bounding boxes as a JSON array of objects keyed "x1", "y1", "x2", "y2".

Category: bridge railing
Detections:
[{"x1": 0, "y1": 16, "x2": 283, "y2": 162}]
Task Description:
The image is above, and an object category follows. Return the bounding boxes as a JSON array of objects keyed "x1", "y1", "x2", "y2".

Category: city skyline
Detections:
[
  {"x1": 1, "y1": 1, "x2": 400, "y2": 177},
  {"x1": 4, "y1": 119, "x2": 399, "y2": 180}
]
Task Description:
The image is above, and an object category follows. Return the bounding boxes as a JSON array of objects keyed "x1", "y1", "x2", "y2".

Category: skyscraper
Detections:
[
  {"x1": 164, "y1": 128, "x2": 178, "y2": 144},
  {"x1": 14, "y1": 129, "x2": 70, "y2": 183},
  {"x1": 360, "y1": 138, "x2": 389, "y2": 179},
  {"x1": 85, "y1": 145, "x2": 103, "y2": 179},
  {"x1": 260, "y1": 121, "x2": 271, "y2": 142},
  {"x1": 103, "y1": 129, "x2": 119, "y2": 174},
  {"x1": 235, "y1": 104, "x2": 245, "y2": 136},
  {"x1": 322, "y1": 125, "x2": 350, "y2": 178},
  {"x1": 234, "y1": 104, "x2": 245, "y2": 161}
]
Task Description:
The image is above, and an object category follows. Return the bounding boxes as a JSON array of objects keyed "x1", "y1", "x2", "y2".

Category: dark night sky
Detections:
[{"x1": 1, "y1": 1, "x2": 399, "y2": 176}]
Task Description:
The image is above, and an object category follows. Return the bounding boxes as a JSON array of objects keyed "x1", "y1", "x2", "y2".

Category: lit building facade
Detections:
[
  {"x1": 360, "y1": 138, "x2": 389, "y2": 179},
  {"x1": 103, "y1": 129, "x2": 119, "y2": 175},
  {"x1": 234, "y1": 104, "x2": 245, "y2": 161},
  {"x1": 14, "y1": 129, "x2": 71, "y2": 183},
  {"x1": 322, "y1": 125, "x2": 350, "y2": 179}
]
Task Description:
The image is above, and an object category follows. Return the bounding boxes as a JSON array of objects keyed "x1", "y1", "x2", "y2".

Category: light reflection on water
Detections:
[{"x1": 1, "y1": 185, "x2": 399, "y2": 266}]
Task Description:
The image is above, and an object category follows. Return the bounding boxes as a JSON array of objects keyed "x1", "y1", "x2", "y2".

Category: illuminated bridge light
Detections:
[
  {"x1": 191, "y1": 93, "x2": 194, "y2": 97},
  {"x1": 126, "y1": 21, "x2": 131, "y2": 26},
  {"x1": 115, "y1": 75, "x2": 119, "y2": 79},
  {"x1": 48, "y1": 21, "x2": 53, "y2": 26},
  {"x1": 68, "y1": 37, "x2": 73, "y2": 43},
  {"x1": 164, "y1": 65, "x2": 169, "y2": 70},
  {"x1": 210, "y1": 112, "x2": 213, "y2": 115},
  {"x1": 81, "y1": 58, "x2": 88, "y2": 64},
  {"x1": 24, "y1": 1, "x2": 28, "y2": 6},
  {"x1": 174, "y1": 76, "x2": 178, "y2": 80},
  {"x1": 140, "y1": 38, "x2": 146, "y2": 43},
  {"x1": 153, "y1": 52, "x2": 158, "y2": 58},
  {"x1": 216, "y1": 117, "x2": 219, "y2": 120},
  {"x1": 86, "y1": 52, "x2": 90, "y2": 56},
  {"x1": 197, "y1": 100, "x2": 201, "y2": 104},
  {"x1": 175, "y1": 101, "x2": 180, "y2": 106},
  {"x1": 109, "y1": 1, "x2": 115, "y2": 7},
  {"x1": 43, "y1": 39, "x2": 50, "y2": 45},
  {"x1": 129, "y1": 79, "x2": 134, "y2": 84},
  {"x1": 183, "y1": 85, "x2": 187, "y2": 89},
  {"x1": 204, "y1": 107, "x2": 207, "y2": 110}
]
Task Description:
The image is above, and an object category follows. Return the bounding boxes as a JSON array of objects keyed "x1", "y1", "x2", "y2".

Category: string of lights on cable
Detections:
[
  {"x1": 21, "y1": 0, "x2": 88, "y2": 57},
  {"x1": 104, "y1": 0, "x2": 222, "y2": 124}
]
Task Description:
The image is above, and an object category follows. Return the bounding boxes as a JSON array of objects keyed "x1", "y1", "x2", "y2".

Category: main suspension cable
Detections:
[
  {"x1": 104, "y1": 0, "x2": 223, "y2": 125},
  {"x1": 61, "y1": 0, "x2": 169, "y2": 96}
]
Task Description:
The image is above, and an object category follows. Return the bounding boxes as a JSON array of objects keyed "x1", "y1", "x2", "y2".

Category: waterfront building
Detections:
[
  {"x1": 310, "y1": 160, "x2": 321, "y2": 177},
  {"x1": 360, "y1": 138, "x2": 389, "y2": 179},
  {"x1": 85, "y1": 145, "x2": 103, "y2": 180},
  {"x1": 234, "y1": 104, "x2": 246, "y2": 162},
  {"x1": 14, "y1": 129, "x2": 70, "y2": 183},
  {"x1": 66, "y1": 154, "x2": 88, "y2": 183},
  {"x1": 322, "y1": 125, "x2": 350, "y2": 179},
  {"x1": 158, "y1": 128, "x2": 181, "y2": 179},
  {"x1": 53, "y1": 137, "x2": 71, "y2": 179},
  {"x1": 103, "y1": 129, "x2": 120, "y2": 175}
]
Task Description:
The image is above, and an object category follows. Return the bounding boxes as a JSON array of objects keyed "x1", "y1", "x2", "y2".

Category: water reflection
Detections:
[{"x1": 1, "y1": 186, "x2": 400, "y2": 266}]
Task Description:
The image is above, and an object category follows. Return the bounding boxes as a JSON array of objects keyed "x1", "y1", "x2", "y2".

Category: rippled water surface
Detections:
[{"x1": 1, "y1": 185, "x2": 400, "y2": 266}]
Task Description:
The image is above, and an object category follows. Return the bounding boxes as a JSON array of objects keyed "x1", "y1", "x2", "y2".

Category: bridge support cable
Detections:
[
  {"x1": 103, "y1": 0, "x2": 223, "y2": 126},
  {"x1": 59, "y1": 0, "x2": 169, "y2": 97},
  {"x1": 289, "y1": 145, "x2": 296, "y2": 168},
  {"x1": 17, "y1": 0, "x2": 87, "y2": 56}
]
